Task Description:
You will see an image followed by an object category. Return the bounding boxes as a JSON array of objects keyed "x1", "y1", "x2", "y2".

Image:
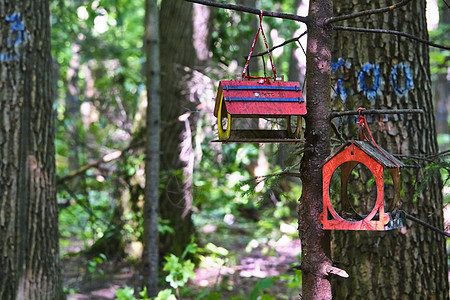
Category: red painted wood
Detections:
[
  {"x1": 320, "y1": 143, "x2": 390, "y2": 230},
  {"x1": 219, "y1": 80, "x2": 307, "y2": 116}
]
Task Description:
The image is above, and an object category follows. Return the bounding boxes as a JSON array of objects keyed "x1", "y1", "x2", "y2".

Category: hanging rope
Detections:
[
  {"x1": 357, "y1": 107, "x2": 400, "y2": 173},
  {"x1": 241, "y1": 10, "x2": 277, "y2": 80}
]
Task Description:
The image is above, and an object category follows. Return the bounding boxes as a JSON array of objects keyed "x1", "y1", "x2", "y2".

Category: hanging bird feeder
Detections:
[
  {"x1": 320, "y1": 109, "x2": 405, "y2": 230},
  {"x1": 213, "y1": 11, "x2": 307, "y2": 143}
]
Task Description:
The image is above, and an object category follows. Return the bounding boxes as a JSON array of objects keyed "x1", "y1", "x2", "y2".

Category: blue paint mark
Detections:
[
  {"x1": 331, "y1": 57, "x2": 344, "y2": 72},
  {"x1": 6, "y1": 13, "x2": 26, "y2": 46},
  {"x1": 0, "y1": 53, "x2": 19, "y2": 62},
  {"x1": 331, "y1": 58, "x2": 353, "y2": 102},
  {"x1": 357, "y1": 63, "x2": 382, "y2": 103},
  {"x1": 389, "y1": 62, "x2": 414, "y2": 97}
]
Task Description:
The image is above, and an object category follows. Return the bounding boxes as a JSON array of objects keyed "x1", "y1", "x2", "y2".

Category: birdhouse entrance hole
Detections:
[
  {"x1": 320, "y1": 141, "x2": 405, "y2": 231},
  {"x1": 329, "y1": 162, "x2": 378, "y2": 221}
]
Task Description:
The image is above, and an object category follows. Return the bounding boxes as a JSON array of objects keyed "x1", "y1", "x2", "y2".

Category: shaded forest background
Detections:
[{"x1": 48, "y1": 0, "x2": 449, "y2": 299}]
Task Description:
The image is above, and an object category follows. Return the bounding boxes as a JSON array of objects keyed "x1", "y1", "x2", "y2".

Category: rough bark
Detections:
[
  {"x1": 0, "y1": 1, "x2": 63, "y2": 299},
  {"x1": 330, "y1": 0, "x2": 449, "y2": 298},
  {"x1": 158, "y1": 0, "x2": 199, "y2": 257},
  {"x1": 433, "y1": 4, "x2": 450, "y2": 152},
  {"x1": 297, "y1": 0, "x2": 334, "y2": 299},
  {"x1": 143, "y1": 0, "x2": 161, "y2": 296}
]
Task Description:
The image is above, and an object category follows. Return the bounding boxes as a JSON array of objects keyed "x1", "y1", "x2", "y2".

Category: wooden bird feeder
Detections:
[
  {"x1": 212, "y1": 11, "x2": 307, "y2": 143},
  {"x1": 320, "y1": 140, "x2": 405, "y2": 230},
  {"x1": 213, "y1": 79, "x2": 307, "y2": 142}
]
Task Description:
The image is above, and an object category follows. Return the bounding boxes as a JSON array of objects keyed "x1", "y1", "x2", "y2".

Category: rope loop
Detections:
[
  {"x1": 357, "y1": 107, "x2": 400, "y2": 174},
  {"x1": 241, "y1": 10, "x2": 277, "y2": 80}
]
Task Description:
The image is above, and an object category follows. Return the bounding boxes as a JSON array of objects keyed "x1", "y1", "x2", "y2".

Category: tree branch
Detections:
[
  {"x1": 57, "y1": 150, "x2": 123, "y2": 185},
  {"x1": 329, "y1": 108, "x2": 423, "y2": 119},
  {"x1": 332, "y1": 26, "x2": 450, "y2": 50},
  {"x1": 182, "y1": 0, "x2": 309, "y2": 24},
  {"x1": 324, "y1": 0, "x2": 412, "y2": 25},
  {"x1": 252, "y1": 31, "x2": 308, "y2": 57}
]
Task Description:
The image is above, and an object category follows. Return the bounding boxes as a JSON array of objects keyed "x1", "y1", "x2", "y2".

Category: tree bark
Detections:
[
  {"x1": 0, "y1": 2, "x2": 63, "y2": 299},
  {"x1": 143, "y1": 0, "x2": 161, "y2": 296},
  {"x1": 158, "y1": 0, "x2": 199, "y2": 257},
  {"x1": 330, "y1": 0, "x2": 449, "y2": 298},
  {"x1": 297, "y1": 0, "x2": 334, "y2": 299}
]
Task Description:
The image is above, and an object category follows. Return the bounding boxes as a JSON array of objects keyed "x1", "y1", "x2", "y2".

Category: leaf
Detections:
[
  {"x1": 205, "y1": 242, "x2": 229, "y2": 256},
  {"x1": 249, "y1": 277, "x2": 276, "y2": 300},
  {"x1": 115, "y1": 286, "x2": 137, "y2": 300},
  {"x1": 155, "y1": 289, "x2": 177, "y2": 300}
]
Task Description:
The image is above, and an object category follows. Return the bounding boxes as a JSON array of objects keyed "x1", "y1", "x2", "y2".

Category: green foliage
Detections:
[
  {"x1": 87, "y1": 253, "x2": 107, "y2": 276},
  {"x1": 249, "y1": 277, "x2": 275, "y2": 300},
  {"x1": 115, "y1": 286, "x2": 138, "y2": 300},
  {"x1": 414, "y1": 158, "x2": 450, "y2": 202},
  {"x1": 115, "y1": 287, "x2": 177, "y2": 300},
  {"x1": 163, "y1": 254, "x2": 196, "y2": 290},
  {"x1": 163, "y1": 242, "x2": 198, "y2": 289}
]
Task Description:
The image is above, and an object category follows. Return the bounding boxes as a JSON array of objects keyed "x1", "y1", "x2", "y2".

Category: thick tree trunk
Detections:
[
  {"x1": 158, "y1": 0, "x2": 204, "y2": 257},
  {"x1": 330, "y1": 0, "x2": 449, "y2": 298},
  {"x1": 433, "y1": 6, "x2": 450, "y2": 152},
  {"x1": 297, "y1": 0, "x2": 334, "y2": 299},
  {"x1": 0, "y1": 2, "x2": 63, "y2": 299}
]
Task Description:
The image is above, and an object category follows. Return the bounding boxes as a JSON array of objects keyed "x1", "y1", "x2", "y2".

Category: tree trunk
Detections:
[
  {"x1": 143, "y1": 0, "x2": 161, "y2": 296},
  {"x1": 330, "y1": 0, "x2": 449, "y2": 298},
  {"x1": 0, "y1": 2, "x2": 63, "y2": 299},
  {"x1": 297, "y1": 0, "x2": 334, "y2": 299},
  {"x1": 433, "y1": 4, "x2": 450, "y2": 152},
  {"x1": 158, "y1": 0, "x2": 204, "y2": 257}
]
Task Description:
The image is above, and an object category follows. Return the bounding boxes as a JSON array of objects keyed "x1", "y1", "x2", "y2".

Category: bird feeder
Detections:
[
  {"x1": 320, "y1": 140, "x2": 405, "y2": 230},
  {"x1": 213, "y1": 10, "x2": 307, "y2": 143},
  {"x1": 213, "y1": 79, "x2": 306, "y2": 142}
]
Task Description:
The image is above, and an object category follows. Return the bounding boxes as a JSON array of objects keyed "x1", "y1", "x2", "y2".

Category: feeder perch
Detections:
[
  {"x1": 213, "y1": 79, "x2": 307, "y2": 143},
  {"x1": 320, "y1": 140, "x2": 405, "y2": 231}
]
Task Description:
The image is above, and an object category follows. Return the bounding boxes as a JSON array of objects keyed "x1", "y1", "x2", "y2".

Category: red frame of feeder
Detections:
[
  {"x1": 320, "y1": 141, "x2": 400, "y2": 230},
  {"x1": 213, "y1": 80, "x2": 307, "y2": 141},
  {"x1": 214, "y1": 80, "x2": 306, "y2": 117}
]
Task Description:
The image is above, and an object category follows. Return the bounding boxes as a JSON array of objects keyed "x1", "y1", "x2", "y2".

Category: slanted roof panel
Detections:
[
  {"x1": 353, "y1": 141, "x2": 404, "y2": 169},
  {"x1": 322, "y1": 140, "x2": 404, "y2": 169}
]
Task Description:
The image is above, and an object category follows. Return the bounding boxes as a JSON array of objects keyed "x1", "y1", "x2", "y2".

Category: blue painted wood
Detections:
[
  {"x1": 224, "y1": 85, "x2": 301, "y2": 91},
  {"x1": 225, "y1": 97, "x2": 305, "y2": 103}
]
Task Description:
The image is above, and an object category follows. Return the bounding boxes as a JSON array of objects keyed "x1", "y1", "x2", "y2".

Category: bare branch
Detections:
[
  {"x1": 333, "y1": 26, "x2": 450, "y2": 51},
  {"x1": 324, "y1": 0, "x2": 412, "y2": 25},
  {"x1": 329, "y1": 108, "x2": 424, "y2": 119},
  {"x1": 182, "y1": 0, "x2": 309, "y2": 24},
  {"x1": 252, "y1": 31, "x2": 308, "y2": 57},
  {"x1": 57, "y1": 150, "x2": 123, "y2": 184}
]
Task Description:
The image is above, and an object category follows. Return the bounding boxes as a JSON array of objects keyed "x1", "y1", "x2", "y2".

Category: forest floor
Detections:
[
  {"x1": 63, "y1": 224, "x2": 302, "y2": 300},
  {"x1": 63, "y1": 198, "x2": 450, "y2": 299}
]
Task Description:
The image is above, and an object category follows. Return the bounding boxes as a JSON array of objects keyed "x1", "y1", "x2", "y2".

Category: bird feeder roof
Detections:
[
  {"x1": 322, "y1": 140, "x2": 405, "y2": 169},
  {"x1": 214, "y1": 80, "x2": 307, "y2": 117}
]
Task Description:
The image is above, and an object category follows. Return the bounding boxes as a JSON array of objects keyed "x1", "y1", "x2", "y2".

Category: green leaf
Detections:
[
  {"x1": 155, "y1": 289, "x2": 177, "y2": 300},
  {"x1": 249, "y1": 277, "x2": 276, "y2": 300},
  {"x1": 115, "y1": 286, "x2": 137, "y2": 300},
  {"x1": 205, "y1": 242, "x2": 229, "y2": 256}
]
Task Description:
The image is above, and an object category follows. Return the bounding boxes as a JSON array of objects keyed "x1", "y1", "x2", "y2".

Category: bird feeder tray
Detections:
[
  {"x1": 213, "y1": 80, "x2": 307, "y2": 142},
  {"x1": 320, "y1": 140, "x2": 405, "y2": 231}
]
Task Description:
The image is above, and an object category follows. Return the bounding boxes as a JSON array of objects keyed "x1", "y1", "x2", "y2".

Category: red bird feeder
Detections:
[
  {"x1": 320, "y1": 110, "x2": 405, "y2": 231},
  {"x1": 320, "y1": 141, "x2": 405, "y2": 230},
  {"x1": 213, "y1": 10, "x2": 307, "y2": 143},
  {"x1": 214, "y1": 80, "x2": 306, "y2": 142}
]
